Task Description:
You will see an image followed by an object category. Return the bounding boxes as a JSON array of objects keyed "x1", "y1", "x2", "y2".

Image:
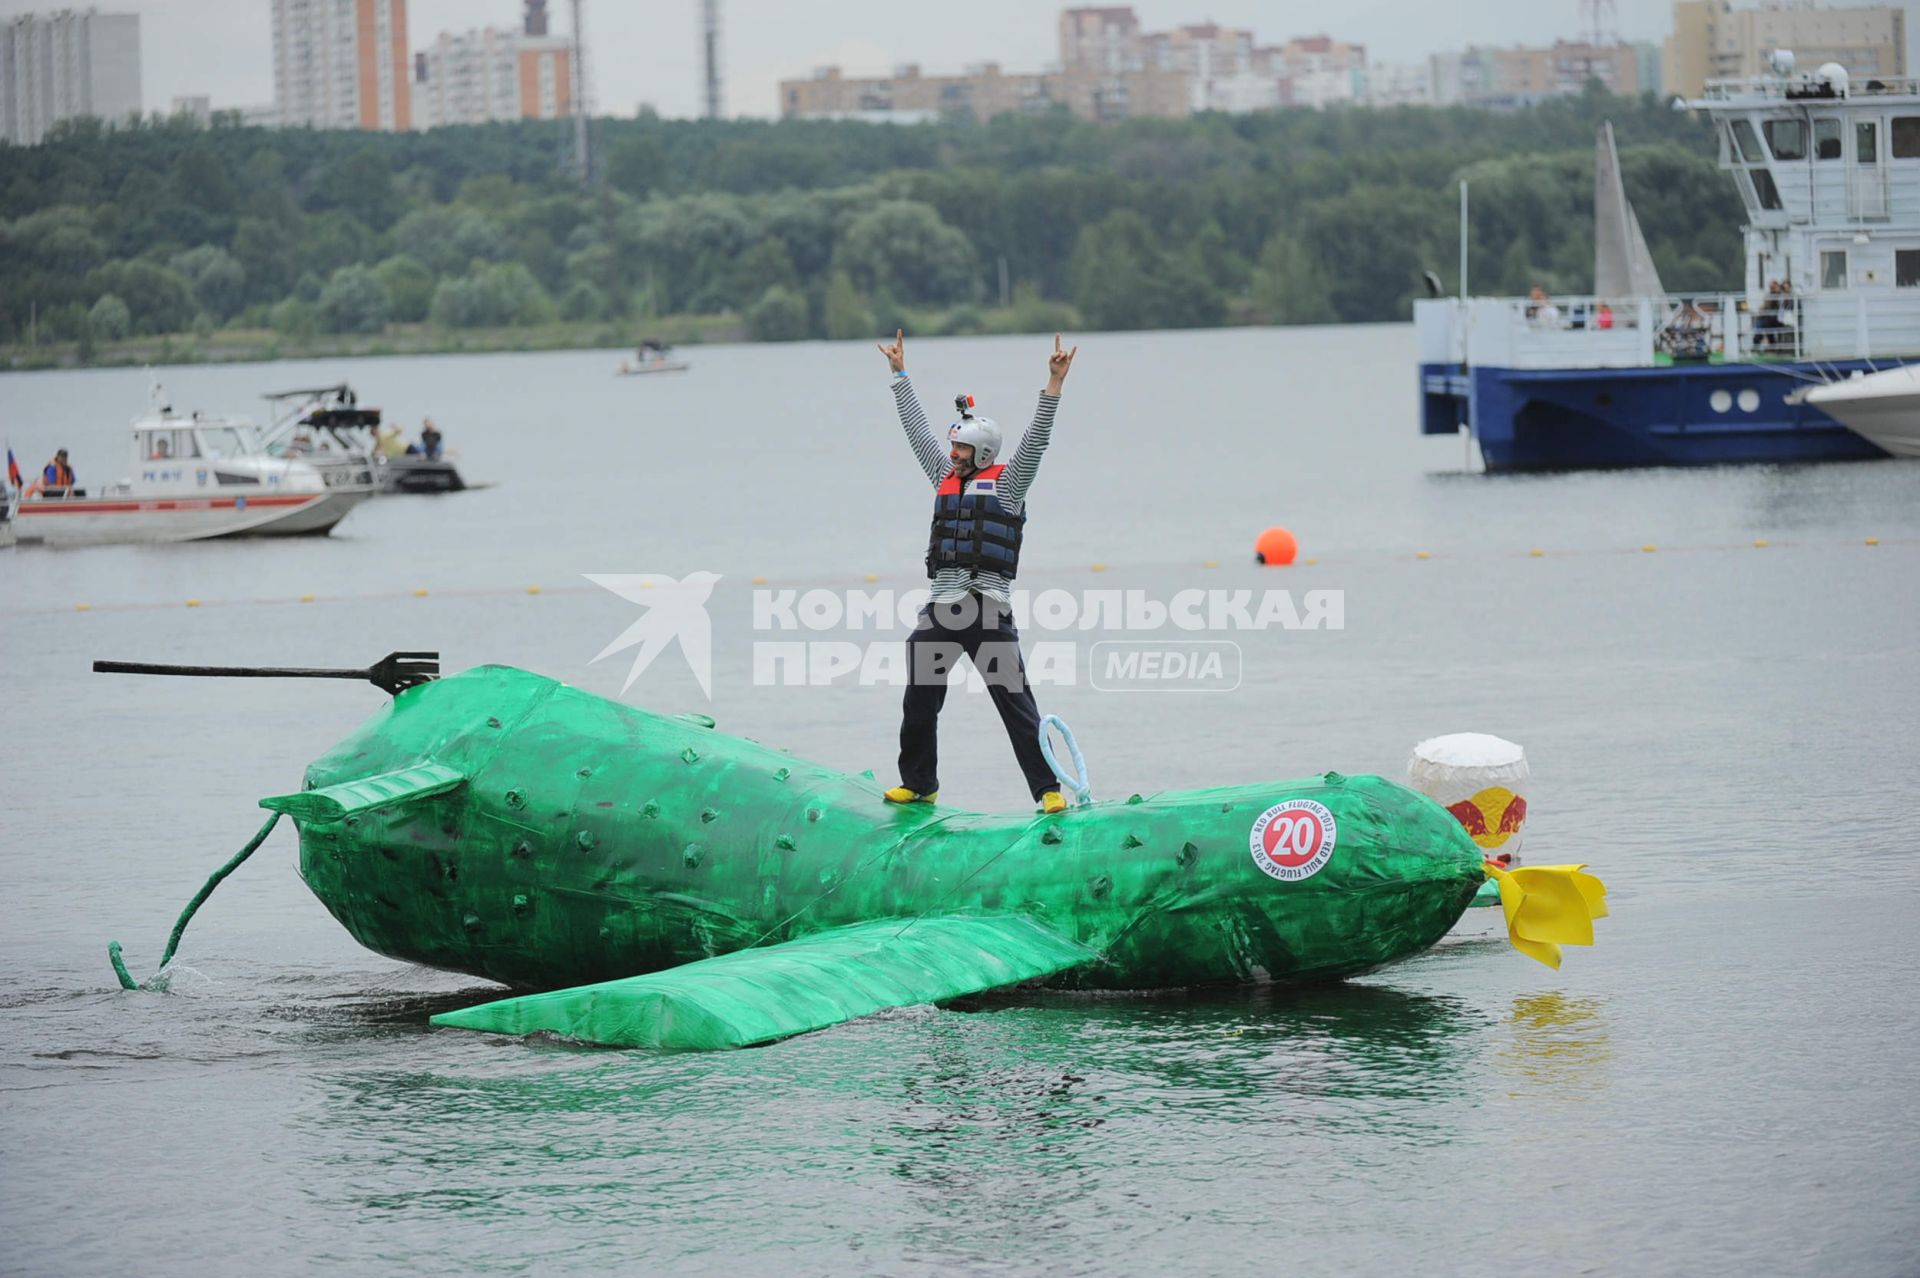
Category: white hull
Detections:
[
  {"x1": 1806, "y1": 366, "x2": 1920, "y2": 458},
  {"x1": 12, "y1": 488, "x2": 368, "y2": 547}
]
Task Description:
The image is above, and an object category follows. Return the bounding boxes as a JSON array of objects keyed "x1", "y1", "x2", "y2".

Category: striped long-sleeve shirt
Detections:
[{"x1": 894, "y1": 374, "x2": 1058, "y2": 604}]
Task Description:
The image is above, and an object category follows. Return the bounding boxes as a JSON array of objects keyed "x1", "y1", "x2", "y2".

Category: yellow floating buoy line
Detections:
[{"x1": 27, "y1": 535, "x2": 1910, "y2": 618}]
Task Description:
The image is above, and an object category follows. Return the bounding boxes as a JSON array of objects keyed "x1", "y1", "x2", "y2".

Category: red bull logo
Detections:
[
  {"x1": 1445, "y1": 786, "x2": 1527, "y2": 850},
  {"x1": 1248, "y1": 799, "x2": 1337, "y2": 882}
]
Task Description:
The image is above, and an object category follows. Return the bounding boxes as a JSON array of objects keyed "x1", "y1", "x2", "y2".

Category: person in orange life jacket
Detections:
[
  {"x1": 876, "y1": 329, "x2": 1078, "y2": 815},
  {"x1": 32, "y1": 448, "x2": 76, "y2": 497}
]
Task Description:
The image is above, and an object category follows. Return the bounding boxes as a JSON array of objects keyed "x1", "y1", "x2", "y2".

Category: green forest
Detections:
[{"x1": 0, "y1": 89, "x2": 1744, "y2": 364}]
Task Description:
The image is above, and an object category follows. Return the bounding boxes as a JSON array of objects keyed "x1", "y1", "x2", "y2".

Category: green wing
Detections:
[
  {"x1": 429, "y1": 914, "x2": 1096, "y2": 1050},
  {"x1": 260, "y1": 762, "x2": 466, "y2": 823}
]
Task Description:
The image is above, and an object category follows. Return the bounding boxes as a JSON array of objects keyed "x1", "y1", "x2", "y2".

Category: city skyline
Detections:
[{"x1": 15, "y1": 0, "x2": 1899, "y2": 123}]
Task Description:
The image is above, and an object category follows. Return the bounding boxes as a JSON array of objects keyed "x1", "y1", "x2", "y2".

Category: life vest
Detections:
[
  {"x1": 44, "y1": 459, "x2": 74, "y2": 487},
  {"x1": 926, "y1": 463, "x2": 1025, "y2": 578}
]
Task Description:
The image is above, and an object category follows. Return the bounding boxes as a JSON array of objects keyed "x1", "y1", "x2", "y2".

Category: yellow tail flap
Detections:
[{"x1": 1485, "y1": 863, "x2": 1609, "y2": 970}]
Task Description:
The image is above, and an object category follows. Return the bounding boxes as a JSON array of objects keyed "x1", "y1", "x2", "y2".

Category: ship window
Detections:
[
  {"x1": 1751, "y1": 167, "x2": 1783, "y2": 210},
  {"x1": 1813, "y1": 119, "x2": 1842, "y2": 160},
  {"x1": 1857, "y1": 121, "x2": 1878, "y2": 164},
  {"x1": 195, "y1": 426, "x2": 249, "y2": 459},
  {"x1": 1730, "y1": 119, "x2": 1764, "y2": 163},
  {"x1": 1821, "y1": 250, "x2": 1848, "y2": 290},
  {"x1": 144, "y1": 429, "x2": 197, "y2": 461},
  {"x1": 1898, "y1": 250, "x2": 1920, "y2": 288},
  {"x1": 1894, "y1": 117, "x2": 1920, "y2": 159},
  {"x1": 1764, "y1": 118, "x2": 1807, "y2": 160}
]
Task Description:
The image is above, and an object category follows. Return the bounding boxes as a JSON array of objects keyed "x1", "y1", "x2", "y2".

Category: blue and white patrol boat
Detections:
[{"x1": 1417, "y1": 59, "x2": 1920, "y2": 470}]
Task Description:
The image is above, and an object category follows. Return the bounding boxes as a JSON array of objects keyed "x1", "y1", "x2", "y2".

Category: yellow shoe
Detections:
[
  {"x1": 1039, "y1": 790, "x2": 1068, "y2": 814},
  {"x1": 883, "y1": 786, "x2": 937, "y2": 805}
]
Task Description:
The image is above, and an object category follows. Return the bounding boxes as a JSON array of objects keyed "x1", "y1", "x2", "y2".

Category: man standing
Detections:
[{"x1": 877, "y1": 330, "x2": 1077, "y2": 813}]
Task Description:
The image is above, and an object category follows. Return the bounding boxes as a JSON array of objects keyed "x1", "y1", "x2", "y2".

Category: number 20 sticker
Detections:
[{"x1": 1248, "y1": 799, "x2": 1338, "y2": 882}]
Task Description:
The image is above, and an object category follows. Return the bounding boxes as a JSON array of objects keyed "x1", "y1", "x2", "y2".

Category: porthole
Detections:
[
  {"x1": 1737, "y1": 389, "x2": 1761, "y2": 412},
  {"x1": 1709, "y1": 390, "x2": 1733, "y2": 413}
]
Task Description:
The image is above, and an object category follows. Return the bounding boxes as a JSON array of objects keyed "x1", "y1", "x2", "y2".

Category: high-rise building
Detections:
[
  {"x1": 1059, "y1": 7, "x2": 1144, "y2": 73},
  {"x1": 1663, "y1": 0, "x2": 1905, "y2": 98},
  {"x1": 1270, "y1": 35, "x2": 1370, "y2": 109},
  {"x1": 271, "y1": 0, "x2": 411, "y2": 131},
  {"x1": 413, "y1": 21, "x2": 574, "y2": 129},
  {"x1": 1140, "y1": 23, "x2": 1266, "y2": 113},
  {"x1": 1, "y1": 9, "x2": 142, "y2": 146}
]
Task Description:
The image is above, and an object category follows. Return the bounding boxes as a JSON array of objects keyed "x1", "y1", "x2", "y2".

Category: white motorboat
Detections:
[
  {"x1": 263, "y1": 384, "x2": 467, "y2": 494},
  {"x1": 1802, "y1": 365, "x2": 1920, "y2": 457},
  {"x1": 11, "y1": 394, "x2": 370, "y2": 547}
]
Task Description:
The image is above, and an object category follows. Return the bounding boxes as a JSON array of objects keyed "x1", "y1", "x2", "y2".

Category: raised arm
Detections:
[
  {"x1": 880, "y1": 329, "x2": 949, "y2": 484},
  {"x1": 999, "y1": 334, "x2": 1076, "y2": 507}
]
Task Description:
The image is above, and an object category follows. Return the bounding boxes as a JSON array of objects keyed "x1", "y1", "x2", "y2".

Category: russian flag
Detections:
[{"x1": 6, "y1": 446, "x2": 20, "y2": 490}]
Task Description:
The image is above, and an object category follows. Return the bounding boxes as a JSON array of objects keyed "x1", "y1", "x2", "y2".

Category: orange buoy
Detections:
[{"x1": 1254, "y1": 526, "x2": 1298, "y2": 566}]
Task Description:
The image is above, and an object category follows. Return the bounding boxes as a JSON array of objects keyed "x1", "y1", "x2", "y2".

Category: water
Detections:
[{"x1": 3, "y1": 326, "x2": 1918, "y2": 1276}]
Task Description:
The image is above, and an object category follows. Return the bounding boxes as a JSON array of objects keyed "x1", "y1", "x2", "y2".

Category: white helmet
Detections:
[{"x1": 948, "y1": 393, "x2": 1002, "y2": 468}]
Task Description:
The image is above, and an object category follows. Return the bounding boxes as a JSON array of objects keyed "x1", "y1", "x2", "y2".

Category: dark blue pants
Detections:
[{"x1": 898, "y1": 593, "x2": 1056, "y2": 801}]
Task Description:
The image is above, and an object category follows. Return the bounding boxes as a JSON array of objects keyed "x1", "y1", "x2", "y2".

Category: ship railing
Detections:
[
  {"x1": 1451, "y1": 289, "x2": 1920, "y2": 368},
  {"x1": 1696, "y1": 75, "x2": 1920, "y2": 103},
  {"x1": 1454, "y1": 293, "x2": 1829, "y2": 369}
]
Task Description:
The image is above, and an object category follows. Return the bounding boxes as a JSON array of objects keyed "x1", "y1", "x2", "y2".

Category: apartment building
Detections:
[
  {"x1": 1057, "y1": 9, "x2": 1371, "y2": 112},
  {"x1": 1366, "y1": 62, "x2": 1436, "y2": 108},
  {"x1": 271, "y1": 0, "x2": 411, "y2": 131},
  {"x1": 1058, "y1": 7, "x2": 1142, "y2": 75},
  {"x1": 1432, "y1": 41, "x2": 1640, "y2": 108},
  {"x1": 1, "y1": 8, "x2": 142, "y2": 146},
  {"x1": 1664, "y1": 0, "x2": 1905, "y2": 97},
  {"x1": 779, "y1": 61, "x2": 1189, "y2": 124},
  {"x1": 1270, "y1": 35, "x2": 1370, "y2": 109},
  {"x1": 414, "y1": 23, "x2": 573, "y2": 128},
  {"x1": 1141, "y1": 23, "x2": 1279, "y2": 113}
]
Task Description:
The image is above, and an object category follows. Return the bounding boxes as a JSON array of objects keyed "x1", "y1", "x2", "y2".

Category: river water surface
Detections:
[{"x1": 3, "y1": 326, "x2": 1918, "y2": 1276}]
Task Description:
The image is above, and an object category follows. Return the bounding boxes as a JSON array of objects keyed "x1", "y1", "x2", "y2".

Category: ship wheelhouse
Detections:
[{"x1": 1708, "y1": 69, "x2": 1920, "y2": 354}]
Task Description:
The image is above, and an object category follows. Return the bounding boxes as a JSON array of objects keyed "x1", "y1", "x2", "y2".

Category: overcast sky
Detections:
[{"x1": 2, "y1": 0, "x2": 1914, "y2": 119}]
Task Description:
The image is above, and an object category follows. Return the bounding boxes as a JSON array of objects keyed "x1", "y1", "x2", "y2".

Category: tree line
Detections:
[{"x1": 0, "y1": 88, "x2": 1743, "y2": 351}]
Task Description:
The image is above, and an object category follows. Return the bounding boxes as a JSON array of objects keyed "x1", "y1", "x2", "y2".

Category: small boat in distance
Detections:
[
  {"x1": 618, "y1": 339, "x2": 690, "y2": 376},
  {"x1": 10, "y1": 388, "x2": 368, "y2": 547},
  {"x1": 1798, "y1": 365, "x2": 1920, "y2": 456}
]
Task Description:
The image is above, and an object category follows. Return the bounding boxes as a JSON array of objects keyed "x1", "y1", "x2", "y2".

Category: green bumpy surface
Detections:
[{"x1": 273, "y1": 666, "x2": 1487, "y2": 996}]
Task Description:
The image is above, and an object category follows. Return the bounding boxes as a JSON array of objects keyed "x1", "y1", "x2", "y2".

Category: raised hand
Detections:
[
  {"x1": 878, "y1": 328, "x2": 906, "y2": 374},
  {"x1": 1045, "y1": 332, "x2": 1077, "y2": 393}
]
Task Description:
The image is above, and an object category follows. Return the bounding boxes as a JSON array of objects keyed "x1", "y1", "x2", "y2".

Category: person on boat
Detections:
[
  {"x1": 150, "y1": 438, "x2": 172, "y2": 460},
  {"x1": 876, "y1": 329, "x2": 1077, "y2": 815},
  {"x1": 1528, "y1": 286, "x2": 1561, "y2": 329},
  {"x1": 29, "y1": 449, "x2": 76, "y2": 497},
  {"x1": 1596, "y1": 302, "x2": 1615, "y2": 330},
  {"x1": 420, "y1": 420, "x2": 443, "y2": 461}
]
